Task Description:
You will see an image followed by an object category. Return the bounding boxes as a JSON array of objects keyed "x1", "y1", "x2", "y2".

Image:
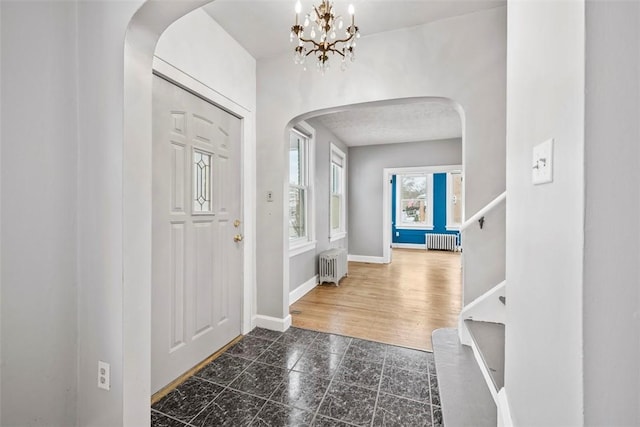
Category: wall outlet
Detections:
[{"x1": 98, "y1": 361, "x2": 110, "y2": 391}]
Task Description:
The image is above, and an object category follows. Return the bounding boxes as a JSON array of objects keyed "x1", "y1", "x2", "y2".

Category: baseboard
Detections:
[
  {"x1": 497, "y1": 388, "x2": 513, "y2": 427},
  {"x1": 468, "y1": 330, "x2": 499, "y2": 403},
  {"x1": 391, "y1": 243, "x2": 426, "y2": 250},
  {"x1": 289, "y1": 275, "x2": 318, "y2": 305},
  {"x1": 347, "y1": 254, "x2": 386, "y2": 264},
  {"x1": 253, "y1": 314, "x2": 292, "y2": 332}
]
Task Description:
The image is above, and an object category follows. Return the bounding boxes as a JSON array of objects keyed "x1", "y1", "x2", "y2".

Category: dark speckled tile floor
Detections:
[{"x1": 151, "y1": 327, "x2": 442, "y2": 427}]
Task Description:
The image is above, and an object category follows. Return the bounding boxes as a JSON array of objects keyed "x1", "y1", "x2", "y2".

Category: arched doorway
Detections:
[{"x1": 122, "y1": 3, "x2": 506, "y2": 424}]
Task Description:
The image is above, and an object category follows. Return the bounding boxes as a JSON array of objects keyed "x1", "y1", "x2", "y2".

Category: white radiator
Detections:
[
  {"x1": 426, "y1": 233, "x2": 458, "y2": 252},
  {"x1": 319, "y1": 248, "x2": 348, "y2": 285}
]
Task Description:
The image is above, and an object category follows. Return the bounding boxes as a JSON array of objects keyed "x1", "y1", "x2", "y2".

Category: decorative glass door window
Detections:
[
  {"x1": 193, "y1": 149, "x2": 213, "y2": 213},
  {"x1": 396, "y1": 173, "x2": 433, "y2": 228}
]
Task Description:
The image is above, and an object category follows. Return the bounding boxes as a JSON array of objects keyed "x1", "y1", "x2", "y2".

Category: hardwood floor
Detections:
[{"x1": 290, "y1": 248, "x2": 462, "y2": 351}]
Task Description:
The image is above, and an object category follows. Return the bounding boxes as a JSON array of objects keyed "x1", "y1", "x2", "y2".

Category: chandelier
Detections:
[{"x1": 291, "y1": 0, "x2": 360, "y2": 72}]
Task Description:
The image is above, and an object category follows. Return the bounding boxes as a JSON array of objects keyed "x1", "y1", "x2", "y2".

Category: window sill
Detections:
[
  {"x1": 445, "y1": 225, "x2": 461, "y2": 231},
  {"x1": 396, "y1": 225, "x2": 434, "y2": 230},
  {"x1": 329, "y1": 231, "x2": 347, "y2": 242},
  {"x1": 289, "y1": 240, "x2": 317, "y2": 257}
]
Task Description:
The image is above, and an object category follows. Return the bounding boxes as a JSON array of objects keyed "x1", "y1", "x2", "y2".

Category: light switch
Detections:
[
  {"x1": 532, "y1": 138, "x2": 554, "y2": 185},
  {"x1": 266, "y1": 191, "x2": 274, "y2": 202}
]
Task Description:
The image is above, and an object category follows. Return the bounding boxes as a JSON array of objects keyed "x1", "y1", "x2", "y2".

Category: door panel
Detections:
[{"x1": 152, "y1": 75, "x2": 242, "y2": 393}]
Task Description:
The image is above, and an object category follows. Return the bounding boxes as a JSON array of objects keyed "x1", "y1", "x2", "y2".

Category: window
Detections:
[
  {"x1": 330, "y1": 143, "x2": 346, "y2": 241},
  {"x1": 396, "y1": 173, "x2": 434, "y2": 229},
  {"x1": 446, "y1": 172, "x2": 463, "y2": 230},
  {"x1": 193, "y1": 150, "x2": 213, "y2": 213},
  {"x1": 289, "y1": 127, "x2": 315, "y2": 255}
]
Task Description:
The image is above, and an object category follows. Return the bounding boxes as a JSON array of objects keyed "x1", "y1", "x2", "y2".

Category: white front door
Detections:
[{"x1": 151, "y1": 75, "x2": 243, "y2": 393}]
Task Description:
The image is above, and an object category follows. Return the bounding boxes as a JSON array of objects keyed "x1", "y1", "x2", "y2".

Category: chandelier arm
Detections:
[
  {"x1": 298, "y1": 37, "x2": 318, "y2": 44},
  {"x1": 326, "y1": 34, "x2": 355, "y2": 48},
  {"x1": 298, "y1": 33, "x2": 354, "y2": 51},
  {"x1": 303, "y1": 47, "x2": 345, "y2": 58}
]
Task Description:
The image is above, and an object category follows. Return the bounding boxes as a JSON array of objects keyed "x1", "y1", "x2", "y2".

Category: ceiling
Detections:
[
  {"x1": 202, "y1": 0, "x2": 500, "y2": 146},
  {"x1": 313, "y1": 101, "x2": 462, "y2": 146},
  {"x1": 202, "y1": 0, "x2": 503, "y2": 59}
]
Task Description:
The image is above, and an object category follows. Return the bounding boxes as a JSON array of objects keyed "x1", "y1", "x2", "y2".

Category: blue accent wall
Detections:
[{"x1": 392, "y1": 173, "x2": 461, "y2": 245}]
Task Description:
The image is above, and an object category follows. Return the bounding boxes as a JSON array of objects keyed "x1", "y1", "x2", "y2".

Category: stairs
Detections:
[
  {"x1": 465, "y1": 320, "x2": 505, "y2": 391},
  {"x1": 433, "y1": 192, "x2": 508, "y2": 426},
  {"x1": 433, "y1": 294, "x2": 506, "y2": 425},
  {"x1": 432, "y1": 328, "x2": 497, "y2": 427}
]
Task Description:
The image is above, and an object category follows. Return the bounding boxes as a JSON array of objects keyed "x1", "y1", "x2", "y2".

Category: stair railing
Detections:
[{"x1": 461, "y1": 191, "x2": 506, "y2": 231}]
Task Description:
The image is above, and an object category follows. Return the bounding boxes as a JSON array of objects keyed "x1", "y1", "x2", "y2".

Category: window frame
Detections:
[
  {"x1": 289, "y1": 125, "x2": 316, "y2": 256},
  {"x1": 395, "y1": 173, "x2": 434, "y2": 230},
  {"x1": 329, "y1": 143, "x2": 347, "y2": 242},
  {"x1": 446, "y1": 171, "x2": 463, "y2": 231}
]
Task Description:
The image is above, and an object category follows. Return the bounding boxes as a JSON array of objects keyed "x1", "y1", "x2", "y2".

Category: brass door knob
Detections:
[{"x1": 233, "y1": 234, "x2": 244, "y2": 242}]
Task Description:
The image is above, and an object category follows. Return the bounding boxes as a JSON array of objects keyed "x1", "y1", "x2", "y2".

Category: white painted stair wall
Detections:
[
  {"x1": 456, "y1": 192, "x2": 510, "y2": 425},
  {"x1": 458, "y1": 282, "x2": 510, "y2": 426}
]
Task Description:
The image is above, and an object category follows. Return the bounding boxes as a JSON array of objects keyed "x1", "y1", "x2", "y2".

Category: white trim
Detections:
[
  {"x1": 396, "y1": 225, "x2": 434, "y2": 230},
  {"x1": 391, "y1": 243, "x2": 426, "y2": 250},
  {"x1": 446, "y1": 171, "x2": 463, "y2": 230},
  {"x1": 468, "y1": 330, "x2": 499, "y2": 402},
  {"x1": 383, "y1": 165, "x2": 462, "y2": 264},
  {"x1": 497, "y1": 388, "x2": 514, "y2": 427},
  {"x1": 288, "y1": 122, "x2": 316, "y2": 256},
  {"x1": 152, "y1": 58, "x2": 256, "y2": 335},
  {"x1": 329, "y1": 231, "x2": 346, "y2": 242},
  {"x1": 289, "y1": 275, "x2": 318, "y2": 305},
  {"x1": 253, "y1": 314, "x2": 292, "y2": 332},
  {"x1": 348, "y1": 254, "x2": 386, "y2": 264},
  {"x1": 289, "y1": 240, "x2": 317, "y2": 257},
  {"x1": 330, "y1": 143, "x2": 347, "y2": 240},
  {"x1": 458, "y1": 280, "x2": 506, "y2": 345},
  {"x1": 458, "y1": 282, "x2": 506, "y2": 407},
  {"x1": 395, "y1": 172, "x2": 434, "y2": 229}
]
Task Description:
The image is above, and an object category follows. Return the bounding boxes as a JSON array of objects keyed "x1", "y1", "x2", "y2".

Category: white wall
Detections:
[
  {"x1": 1, "y1": 2, "x2": 79, "y2": 426},
  {"x1": 505, "y1": 1, "x2": 585, "y2": 425},
  {"x1": 76, "y1": 3, "x2": 255, "y2": 425},
  {"x1": 1, "y1": 1, "x2": 252, "y2": 425},
  {"x1": 257, "y1": 6, "x2": 507, "y2": 320},
  {"x1": 462, "y1": 202, "x2": 505, "y2": 304},
  {"x1": 154, "y1": 8, "x2": 256, "y2": 112},
  {"x1": 289, "y1": 118, "x2": 347, "y2": 293},
  {"x1": 77, "y1": 1, "x2": 147, "y2": 425},
  {"x1": 348, "y1": 139, "x2": 461, "y2": 257},
  {"x1": 0, "y1": 1, "x2": 506, "y2": 425},
  {"x1": 583, "y1": 1, "x2": 640, "y2": 424}
]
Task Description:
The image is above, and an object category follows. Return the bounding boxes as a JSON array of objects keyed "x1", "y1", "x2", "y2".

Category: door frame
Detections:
[
  {"x1": 153, "y1": 57, "x2": 256, "y2": 336},
  {"x1": 382, "y1": 164, "x2": 462, "y2": 263}
]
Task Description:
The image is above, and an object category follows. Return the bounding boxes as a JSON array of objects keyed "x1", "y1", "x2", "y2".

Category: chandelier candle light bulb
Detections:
[{"x1": 291, "y1": 0, "x2": 360, "y2": 73}]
